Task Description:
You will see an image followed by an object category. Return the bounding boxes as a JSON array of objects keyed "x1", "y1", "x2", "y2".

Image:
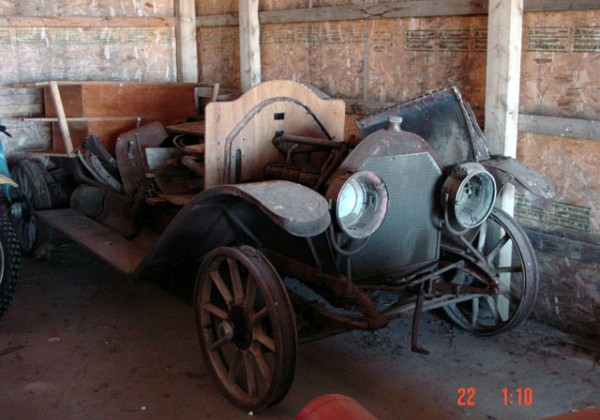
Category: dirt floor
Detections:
[{"x1": 1, "y1": 242, "x2": 599, "y2": 420}]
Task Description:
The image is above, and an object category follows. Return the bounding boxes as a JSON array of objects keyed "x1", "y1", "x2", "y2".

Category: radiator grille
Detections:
[{"x1": 352, "y1": 152, "x2": 442, "y2": 280}]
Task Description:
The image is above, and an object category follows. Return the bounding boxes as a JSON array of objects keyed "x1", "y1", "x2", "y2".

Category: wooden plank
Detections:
[
  {"x1": 204, "y1": 80, "x2": 345, "y2": 188},
  {"x1": 48, "y1": 81, "x2": 74, "y2": 156},
  {"x1": 0, "y1": 105, "x2": 43, "y2": 115},
  {"x1": 484, "y1": 0, "x2": 523, "y2": 216},
  {"x1": 196, "y1": 0, "x2": 600, "y2": 27},
  {"x1": 198, "y1": 1, "x2": 487, "y2": 27},
  {"x1": 175, "y1": 0, "x2": 199, "y2": 82},
  {"x1": 485, "y1": 0, "x2": 523, "y2": 158},
  {"x1": 519, "y1": 115, "x2": 600, "y2": 141},
  {"x1": 525, "y1": 228, "x2": 600, "y2": 265},
  {"x1": 0, "y1": 16, "x2": 176, "y2": 27},
  {"x1": 166, "y1": 120, "x2": 206, "y2": 135},
  {"x1": 24, "y1": 116, "x2": 141, "y2": 122},
  {"x1": 44, "y1": 83, "x2": 198, "y2": 118},
  {"x1": 239, "y1": 0, "x2": 261, "y2": 92},
  {"x1": 37, "y1": 209, "x2": 149, "y2": 275},
  {"x1": 525, "y1": 0, "x2": 600, "y2": 12}
]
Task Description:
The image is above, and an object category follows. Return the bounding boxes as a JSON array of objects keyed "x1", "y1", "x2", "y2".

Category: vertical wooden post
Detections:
[
  {"x1": 176, "y1": 0, "x2": 199, "y2": 83},
  {"x1": 485, "y1": 0, "x2": 523, "y2": 215},
  {"x1": 239, "y1": 0, "x2": 261, "y2": 92}
]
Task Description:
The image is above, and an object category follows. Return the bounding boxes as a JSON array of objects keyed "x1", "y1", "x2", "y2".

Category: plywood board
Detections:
[
  {"x1": 520, "y1": 10, "x2": 600, "y2": 120},
  {"x1": 515, "y1": 132, "x2": 600, "y2": 243},
  {"x1": 198, "y1": 26, "x2": 241, "y2": 88},
  {"x1": 201, "y1": 16, "x2": 488, "y2": 119},
  {"x1": 0, "y1": 0, "x2": 173, "y2": 17},
  {"x1": 43, "y1": 83, "x2": 199, "y2": 153},
  {"x1": 204, "y1": 80, "x2": 345, "y2": 188},
  {"x1": 0, "y1": 27, "x2": 177, "y2": 84}
]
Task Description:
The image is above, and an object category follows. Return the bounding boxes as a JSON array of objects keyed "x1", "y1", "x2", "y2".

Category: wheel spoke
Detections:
[
  {"x1": 486, "y1": 234, "x2": 510, "y2": 262},
  {"x1": 202, "y1": 303, "x2": 228, "y2": 321},
  {"x1": 210, "y1": 335, "x2": 231, "y2": 351},
  {"x1": 254, "y1": 331, "x2": 275, "y2": 352},
  {"x1": 496, "y1": 265, "x2": 522, "y2": 274},
  {"x1": 243, "y1": 351, "x2": 258, "y2": 397},
  {"x1": 210, "y1": 270, "x2": 233, "y2": 307},
  {"x1": 485, "y1": 296, "x2": 505, "y2": 324},
  {"x1": 251, "y1": 347, "x2": 273, "y2": 385},
  {"x1": 252, "y1": 306, "x2": 269, "y2": 324},
  {"x1": 227, "y1": 257, "x2": 244, "y2": 305},
  {"x1": 470, "y1": 297, "x2": 480, "y2": 327},
  {"x1": 244, "y1": 275, "x2": 257, "y2": 310},
  {"x1": 227, "y1": 349, "x2": 242, "y2": 383}
]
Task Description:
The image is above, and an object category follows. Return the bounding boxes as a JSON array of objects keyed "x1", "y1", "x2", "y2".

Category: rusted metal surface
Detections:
[
  {"x1": 199, "y1": 181, "x2": 331, "y2": 238},
  {"x1": 482, "y1": 156, "x2": 555, "y2": 208}
]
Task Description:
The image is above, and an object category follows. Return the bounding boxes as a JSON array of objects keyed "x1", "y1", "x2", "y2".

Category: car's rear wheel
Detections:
[
  {"x1": 194, "y1": 245, "x2": 297, "y2": 412},
  {"x1": 441, "y1": 208, "x2": 538, "y2": 336}
]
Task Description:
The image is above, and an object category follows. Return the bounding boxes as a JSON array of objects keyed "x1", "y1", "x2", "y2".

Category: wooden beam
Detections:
[
  {"x1": 196, "y1": 0, "x2": 600, "y2": 27},
  {"x1": 175, "y1": 0, "x2": 199, "y2": 83},
  {"x1": 526, "y1": 0, "x2": 600, "y2": 12},
  {"x1": 525, "y1": 228, "x2": 600, "y2": 265},
  {"x1": 239, "y1": 0, "x2": 261, "y2": 92},
  {"x1": 0, "y1": 16, "x2": 176, "y2": 27},
  {"x1": 519, "y1": 114, "x2": 600, "y2": 141},
  {"x1": 485, "y1": 0, "x2": 523, "y2": 215},
  {"x1": 48, "y1": 81, "x2": 74, "y2": 156}
]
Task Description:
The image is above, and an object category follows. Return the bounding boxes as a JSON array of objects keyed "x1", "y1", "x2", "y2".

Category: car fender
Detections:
[
  {"x1": 481, "y1": 156, "x2": 555, "y2": 208},
  {"x1": 133, "y1": 180, "x2": 330, "y2": 285}
]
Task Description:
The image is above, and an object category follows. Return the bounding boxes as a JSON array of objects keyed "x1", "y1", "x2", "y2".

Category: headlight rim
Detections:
[
  {"x1": 326, "y1": 170, "x2": 389, "y2": 240},
  {"x1": 441, "y1": 162, "x2": 497, "y2": 232}
]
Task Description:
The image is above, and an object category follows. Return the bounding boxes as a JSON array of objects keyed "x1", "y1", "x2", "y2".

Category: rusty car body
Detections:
[{"x1": 8, "y1": 81, "x2": 554, "y2": 411}]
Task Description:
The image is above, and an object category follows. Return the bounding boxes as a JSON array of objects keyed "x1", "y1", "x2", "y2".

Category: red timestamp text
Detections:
[
  {"x1": 502, "y1": 387, "x2": 533, "y2": 406},
  {"x1": 457, "y1": 387, "x2": 476, "y2": 406}
]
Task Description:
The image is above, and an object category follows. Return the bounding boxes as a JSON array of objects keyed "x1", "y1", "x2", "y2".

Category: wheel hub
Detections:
[{"x1": 229, "y1": 305, "x2": 253, "y2": 350}]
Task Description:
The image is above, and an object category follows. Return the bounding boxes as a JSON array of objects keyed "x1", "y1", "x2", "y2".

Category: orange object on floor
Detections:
[{"x1": 296, "y1": 394, "x2": 378, "y2": 420}]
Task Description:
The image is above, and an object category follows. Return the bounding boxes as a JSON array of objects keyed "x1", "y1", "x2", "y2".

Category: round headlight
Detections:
[
  {"x1": 327, "y1": 171, "x2": 388, "y2": 239},
  {"x1": 442, "y1": 162, "x2": 496, "y2": 231}
]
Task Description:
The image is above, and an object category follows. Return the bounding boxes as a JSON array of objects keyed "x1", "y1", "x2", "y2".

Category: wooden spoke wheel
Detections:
[
  {"x1": 441, "y1": 208, "x2": 538, "y2": 336},
  {"x1": 194, "y1": 245, "x2": 297, "y2": 412}
]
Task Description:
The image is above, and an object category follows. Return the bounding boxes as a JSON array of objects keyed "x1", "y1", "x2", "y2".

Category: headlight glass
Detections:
[
  {"x1": 328, "y1": 171, "x2": 388, "y2": 239},
  {"x1": 442, "y1": 162, "x2": 496, "y2": 231}
]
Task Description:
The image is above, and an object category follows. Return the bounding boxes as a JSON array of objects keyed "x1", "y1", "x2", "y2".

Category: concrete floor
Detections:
[{"x1": 1, "y1": 242, "x2": 598, "y2": 420}]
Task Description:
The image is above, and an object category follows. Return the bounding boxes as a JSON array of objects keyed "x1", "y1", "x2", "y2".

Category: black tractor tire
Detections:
[{"x1": 0, "y1": 212, "x2": 22, "y2": 317}]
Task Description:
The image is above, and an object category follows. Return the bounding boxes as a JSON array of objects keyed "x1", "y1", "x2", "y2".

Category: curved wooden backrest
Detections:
[{"x1": 204, "y1": 80, "x2": 345, "y2": 188}]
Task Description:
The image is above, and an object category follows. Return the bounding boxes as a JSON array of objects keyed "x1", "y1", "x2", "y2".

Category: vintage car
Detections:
[{"x1": 7, "y1": 81, "x2": 554, "y2": 411}]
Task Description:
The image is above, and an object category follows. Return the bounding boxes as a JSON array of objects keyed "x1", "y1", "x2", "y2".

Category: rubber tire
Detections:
[
  {"x1": 0, "y1": 212, "x2": 22, "y2": 317},
  {"x1": 9, "y1": 158, "x2": 54, "y2": 258}
]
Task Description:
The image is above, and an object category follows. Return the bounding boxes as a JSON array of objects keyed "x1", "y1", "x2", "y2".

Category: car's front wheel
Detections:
[
  {"x1": 194, "y1": 245, "x2": 297, "y2": 412},
  {"x1": 441, "y1": 208, "x2": 538, "y2": 336}
]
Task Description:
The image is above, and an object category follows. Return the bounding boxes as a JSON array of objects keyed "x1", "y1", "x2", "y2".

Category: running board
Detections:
[{"x1": 37, "y1": 209, "x2": 149, "y2": 275}]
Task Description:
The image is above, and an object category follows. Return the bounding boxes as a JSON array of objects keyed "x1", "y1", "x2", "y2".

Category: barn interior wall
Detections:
[{"x1": 0, "y1": 0, "x2": 176, "y2": 155}]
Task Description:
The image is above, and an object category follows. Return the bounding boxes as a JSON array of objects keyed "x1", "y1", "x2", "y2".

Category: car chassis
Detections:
[{"x1": 8, "y1": 81, "x2": 555, "y2": 411}]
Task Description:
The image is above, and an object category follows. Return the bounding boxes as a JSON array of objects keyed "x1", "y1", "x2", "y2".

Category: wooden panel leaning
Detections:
[{"x1": 203, "y1": 80, "x2": 346, "y2": 188}]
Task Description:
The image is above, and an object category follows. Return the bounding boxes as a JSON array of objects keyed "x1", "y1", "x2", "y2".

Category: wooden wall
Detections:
[{"x1": 0, "y1": 0, "x2": 176, "y2": 155}]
